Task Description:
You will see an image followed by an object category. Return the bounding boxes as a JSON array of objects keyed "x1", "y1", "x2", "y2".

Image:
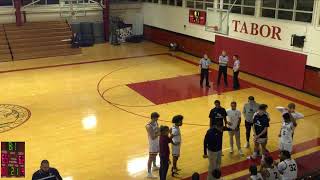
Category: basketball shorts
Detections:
[
  {"x1": 279, "y1": 142, "x2": 292, "y2": 153},
  {"x1": 255, "y1": 138, "x2": 267, "y2": 144},
  {"x1": 149, "y1": 139, "x2": 159, "y2": 155},
  {"x1": 172, "y1": 144, "x2": 181, "y2": 157}
]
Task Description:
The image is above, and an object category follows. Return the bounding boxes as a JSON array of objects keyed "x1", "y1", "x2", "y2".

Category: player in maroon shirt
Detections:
[{"x1": 159, "y1": 125, "x2": 173, "y2": 180}]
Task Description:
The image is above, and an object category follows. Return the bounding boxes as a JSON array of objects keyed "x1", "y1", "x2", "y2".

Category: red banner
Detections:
[{"x1": 189, "y1": 10, "x2": 206, "y2": 25}]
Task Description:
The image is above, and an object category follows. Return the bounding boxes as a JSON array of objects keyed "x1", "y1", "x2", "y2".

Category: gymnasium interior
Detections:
[{"x1": 0, "y1": 0, "x2": 319, "y2": 179}]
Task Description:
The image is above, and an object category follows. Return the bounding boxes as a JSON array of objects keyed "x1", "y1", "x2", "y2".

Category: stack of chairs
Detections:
[
  {"x1": 79, "y1": 22, "x2": 95, "y2": 47},
  {"x1": 0, "y1": 25, "x2": 12, "y2": 62},
  {"x1": 4, "y1": 21, "x2": 81, "y2": 60}
]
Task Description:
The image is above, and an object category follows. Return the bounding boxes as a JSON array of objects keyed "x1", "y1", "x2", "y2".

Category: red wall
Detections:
[
  {"x1": 303, "y1": 67, "x2": 320, "y2": 96},
  {"x1": 214, "y1": 35, "x2": 307, "y2": 90},
  {"x1": 144, "y1": 25, "x2": 214, "y2": 58},
  {"x1": 144, "y1": 25, "x2": 320, "y2": 96}
]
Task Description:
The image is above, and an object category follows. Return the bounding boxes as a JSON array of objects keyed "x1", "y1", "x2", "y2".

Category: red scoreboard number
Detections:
[
  {"x1": 1, "y1": 142, "x2": 25, "y2": 177},
  {"x1": 189, "y1": 9, "x2": 206, "y2": 25}
]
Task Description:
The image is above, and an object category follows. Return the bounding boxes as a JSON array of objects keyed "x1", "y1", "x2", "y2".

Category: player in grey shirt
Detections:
[{"x1": 243, "y1": 96, "x2": 260, "y2": 148}]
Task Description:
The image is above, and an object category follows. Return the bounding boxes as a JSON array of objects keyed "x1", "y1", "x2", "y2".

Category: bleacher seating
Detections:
[
  {"x1": 0, "y1": 25, "x2": 12, "y2": 62},
  {"x1": 4, "y1": 21, "x2": 81, "y2": 60}
]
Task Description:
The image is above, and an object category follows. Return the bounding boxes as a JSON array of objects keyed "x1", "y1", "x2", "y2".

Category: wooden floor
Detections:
[{"x1": 0, "y1": 42, "x2": 319, "y2": 180}]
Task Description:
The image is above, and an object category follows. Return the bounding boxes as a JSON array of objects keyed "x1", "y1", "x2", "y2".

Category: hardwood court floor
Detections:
[{"x1": 0, "y1": 42, "x2": 319, "y2": 180}]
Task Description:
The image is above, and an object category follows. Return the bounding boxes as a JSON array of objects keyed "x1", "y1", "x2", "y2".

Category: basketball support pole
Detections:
[
  {"x1": 13, "y1": 0, "x2": 22, "y2": 26},
  {"x1": 103, "y1": 0, "x2": 109, "y2": 42}
]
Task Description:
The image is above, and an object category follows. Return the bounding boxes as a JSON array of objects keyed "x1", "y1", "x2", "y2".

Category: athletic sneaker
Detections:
[
  {"x1": 244, "y1": 142, "x2": 250, "y2": 148},
  {"x1": 239, "y1": 149, "x2": 244, "y2": 156},
  {"x1": 152, "y1": 166, "x2": 159, "y2": 171},
  {"x1": 146, "y1": 172, "x2": 157, "y2": 179},
  {"x1": 230, "y1": 147, "x2": 234, "y2": 153}
]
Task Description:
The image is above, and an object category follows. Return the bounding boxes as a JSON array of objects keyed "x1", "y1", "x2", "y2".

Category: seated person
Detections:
[{"x1": 32, "y1": 160, "x2": 62, "y2": 180}]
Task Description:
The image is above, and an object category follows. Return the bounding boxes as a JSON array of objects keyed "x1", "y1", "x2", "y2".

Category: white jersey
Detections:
[
  {"x1": 250, "y1": 173, "x2": 263, "y2": 180},
  {"x1": 171, "y1": 125, "x2": 181, "y2": 144},
  {"x1": 171, "y1": 125, "x2": 181, "y2": 156},
  {"x1": 280, "y1": 122, "x2": 295, "y2": 144},
  {"x1": 276, "y1": 107, "x2": 304, "y2": 122},
  {"x1": 278, "y1": 159, "x2": 298, "y2": 180},
  {"x1": 146, "y1": 121, "x2": 159, "y2": 154},
  {"x1": 264, "y1": 166, "x2": 280, "y2": 180},
  {"x1": 226, "y1": 109, "x2": 241, "y2": 130}
]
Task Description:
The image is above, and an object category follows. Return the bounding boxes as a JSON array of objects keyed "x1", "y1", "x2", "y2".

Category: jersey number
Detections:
[
  {"x1": 282, "y1": 130, "x2": 286, "y2": 136},
  {"x1": 289, "y1": 164, "x2": 297, "y2": 171}
]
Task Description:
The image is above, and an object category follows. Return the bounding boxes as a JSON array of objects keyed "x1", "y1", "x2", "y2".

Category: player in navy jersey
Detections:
[
  {"x1": 209, "y1": 100, "x2": 229, "y2": 127},
  {"x1": 248, "y1": 104, "x2": 270, "y2": 160}
]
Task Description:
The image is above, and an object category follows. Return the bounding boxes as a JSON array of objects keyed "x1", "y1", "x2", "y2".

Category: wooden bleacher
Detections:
[
  {"x1": 4, "y1": 21, "x2": 81, "y2": 60},
  {"x1": 0, "y1": 25, "x2": 12, "y2": 62}
]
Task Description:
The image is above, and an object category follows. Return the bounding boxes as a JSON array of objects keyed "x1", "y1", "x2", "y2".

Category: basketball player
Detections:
[
  {"x1": 248, "y1": 104, "x2": 270, "y2": 160},
  {"x1": 146, "y1": 112, "x2": 160, "y2": 178},
  {"x1": 171, "y1": 115, "x2": 183, "y2": 177},
  {"x1": 277, "y1": 150, "x2": 298, "y2": 180},
  {"x1": 248, "y1": 165, "x2": 263, "y2": 180},
  {"x1": 261, "y1": 156, "x2": 280, "y2": 180},
  {"x1": 226, "y1": 101, "x2": 244, "y2": 156},
  {"x1": 276, "y1": 103, "x2": 304, "y2": 122},
  {"x1": 278, "y1": 113, "x2": 295, "y2": 153}
]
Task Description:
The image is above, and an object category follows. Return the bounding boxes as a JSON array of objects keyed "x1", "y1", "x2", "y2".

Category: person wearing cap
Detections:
[
  {"x1": 243, "y1": 96, "x2": 260, "y2": 148},
  {"x1": 217, "y1": 50, "x2": 229, "y2": 87},
  {"x1": 199, "y1": 54, "x2": 213, "y2": 88}
]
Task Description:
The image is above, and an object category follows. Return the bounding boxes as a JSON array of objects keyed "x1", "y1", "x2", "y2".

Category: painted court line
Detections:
[
  {"x1": 171, "y1": 54, "x2": 320, "y2": 112},
  {"x1": 0, "y1": 53, "x2": 168, "y2": 74},
  {"x1": 182, "y1": 138, "x2": 320, "y2": 180}
]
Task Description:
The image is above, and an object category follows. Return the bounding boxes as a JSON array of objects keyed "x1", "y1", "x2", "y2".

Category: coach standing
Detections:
[
  {"x1": 243, "y1": 96, "x2": 259, "y2": 148},
  {"x1": 217, "y1": 50, "x2": 229, "y2": 87},
  {"x1": 209, "y1": 100, "x2": 229, "y2": 127},
  {"x1": 232, "y1": 55, "x2": 240, "y2": 90},
  {"x1": 199, "y1": 54, "x2": 212, "y2": 88}
]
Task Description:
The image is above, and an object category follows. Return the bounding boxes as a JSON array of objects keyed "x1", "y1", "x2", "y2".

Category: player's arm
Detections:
[
  {"x1": 276, "y1": 106, "x2": 286, "y2": 113},
  {"x1": 277, "y1": 162, "x2": 286, "y2": 174},
  {"x1": 294, "y1": 112, "x2": 304, "y2": 120},
  {"x1": 256, "y1": 127, "x2": 268, "y2": 138},
  {"x1": 223, "y1": 109, "x2": 229, "y2": 126},
  {"x1": 278, "y1": 127, "x2": 282, "y2": 137}
]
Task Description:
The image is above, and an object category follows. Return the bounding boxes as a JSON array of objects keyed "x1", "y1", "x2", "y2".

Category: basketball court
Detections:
[{"x1": 0, "y1": 0, "x2": 320, "y2": 180}]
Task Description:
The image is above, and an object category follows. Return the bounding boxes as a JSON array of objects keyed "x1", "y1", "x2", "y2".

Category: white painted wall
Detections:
[{"x1": 142, "y1": 3, "x2": 320, "y2": 68}]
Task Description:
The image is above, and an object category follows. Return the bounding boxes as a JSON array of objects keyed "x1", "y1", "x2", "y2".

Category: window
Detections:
[
  {"x1": 0, "y1": 0, "x2": 13, "y2": 6},
  {"x1": 261, "y1": 0, "x2": 315, "y2": 23},
  {"x1": 157, "y1": 0, "x2": 182, "y2": 6},
  {"x1": 187, "y1": 0, "x2": 213, "y2": 10},
  {"x1": 218, "y1": 0, "x2": 256, "y2": 16}
]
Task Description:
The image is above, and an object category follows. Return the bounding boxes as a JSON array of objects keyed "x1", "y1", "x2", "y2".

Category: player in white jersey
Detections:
[
  {"x1": 249, "y1": 165, "x2": 263, "y2": 180},
  {"x1": 146, "y1": 112, "x2": 160, "y2": 179},
  {"x1": 261, "y1": 156, "x2": 280, "y2": 180},
  {"x1": 276, "y1": 103, "x2": 304, "y2": 128},
  {"x1": 279, "y1": 113, "x2": 295, "y2": 153},
  {"x1": 277, "y1": 150, "x2": 298, "y2": 180},
  {"x1": 226, "y1": 101, "x2": 244, "y2": 156},
  {"x1": 171, "y1": 115, "x2": 183, "y2": 177}
]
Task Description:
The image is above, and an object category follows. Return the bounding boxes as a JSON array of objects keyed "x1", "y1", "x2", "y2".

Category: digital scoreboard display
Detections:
[
  {"x1": 189, "y1": 9, "x2": 206, "y2": 25},
  {"x1": 1, "y1": 142, "x2": 25, "y2": 177}
]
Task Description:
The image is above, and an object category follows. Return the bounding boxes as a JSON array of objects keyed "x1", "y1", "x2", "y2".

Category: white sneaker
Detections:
[
  {"x1": 247, "y1": 155, "x2": 256, "y2": 160},
  {"x1": 152, "y1": 166, "x2": 160, "y2": 171},
  {"x1": 239, "y1": 149, "x2": 244, "y2": 156},
  {"x1": 244, "y1": 142, "x2": 250, "y2": 148},
  {"x1": 146, "y1": 172, "x2": 157, "y2": 179},
  {"x1": 230, "y1": 147, "x2": 234, "y2": 153}
]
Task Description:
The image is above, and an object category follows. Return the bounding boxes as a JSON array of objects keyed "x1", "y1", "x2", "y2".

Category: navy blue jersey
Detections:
[
  {"x1": 209, "y1": 107, "x2": 227, "y2": 127},
  {"x1": 32, "y1": 168, "x2": 62, "y2": 180},
  {"x1": 253, "y1": 112, "x2": 270, "y2": 138}
]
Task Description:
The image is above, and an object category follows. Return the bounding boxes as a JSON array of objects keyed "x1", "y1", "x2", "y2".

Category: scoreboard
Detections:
[{"x1": 1, "y1": 142, "x2": 25, "y2": 177}]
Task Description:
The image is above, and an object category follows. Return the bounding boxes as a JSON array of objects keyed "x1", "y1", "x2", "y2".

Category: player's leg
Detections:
[
  {"x1": 205, "y1": 69, "x2": 210, "y2": 87},
  {"x1": 147, "y1": 153, "x2": 158, "y2": 178},
  {"x1": 260, "y1": 139, "x2": 268, "y2": 160},
  {"x1": 223, "y1": 67, "x2": 228, "y2": 86},
  {"x1": 207, "y1": 150, "x2": 215, "y2": 180},
  {"x1": 217, "y1": 68, "x2": 223, "y2": 86},
  {"x1": 200, "y1": 69, "x2": 205, "y2": 87},
  {"x1": 229, "y1": 131, "x2": 234, "y2": 153},
  {"x1": 235, "y1": 129, "x2": 243, "y2": 155},
  {"x1": 245, "y1": 121, "x2": 252, "y2": 148}
]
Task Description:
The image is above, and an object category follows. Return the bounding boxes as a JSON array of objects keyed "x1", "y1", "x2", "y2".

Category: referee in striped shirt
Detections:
[
  {"x1": 199, "y1": 54, "x2": 212, "y2": 88},
  {"x1": 217, "y1": 50, "x2": 229, "y2": 87}
]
